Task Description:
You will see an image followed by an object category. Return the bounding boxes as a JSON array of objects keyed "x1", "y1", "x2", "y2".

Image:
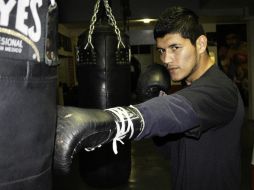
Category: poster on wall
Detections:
[{"x1": 216, "y1": 24, "x2": 248, "y2": 106}]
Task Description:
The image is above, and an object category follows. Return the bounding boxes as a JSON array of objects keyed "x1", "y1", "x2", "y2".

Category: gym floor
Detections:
[{"x1": 53, "y1": 110, "x2": 254, "y2": 190}]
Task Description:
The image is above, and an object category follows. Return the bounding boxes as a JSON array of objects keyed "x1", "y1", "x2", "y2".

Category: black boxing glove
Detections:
[
  {"x1": 53, "y1": 105, "x2": 144, "y2": 174},
  {"x1": 136, "y1": 63, "x2": 171, "y2": 102}
]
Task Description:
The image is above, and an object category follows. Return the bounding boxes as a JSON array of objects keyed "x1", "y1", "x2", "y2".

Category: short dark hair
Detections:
[{"x1": 154, "y1": 6, "x2": 206, "y2": 45}]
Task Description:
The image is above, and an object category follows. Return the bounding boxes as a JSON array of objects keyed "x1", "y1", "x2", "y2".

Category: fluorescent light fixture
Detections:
[
  {"x1": 142, "y1": 18, "x2": 152, "y2": 23},
  {"x1": 130, "y1": 18, "x2": 157, "y2": 24}
]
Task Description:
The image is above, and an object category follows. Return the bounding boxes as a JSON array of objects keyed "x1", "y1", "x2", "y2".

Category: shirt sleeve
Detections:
[
  {"x1": 176, "y1": 82, "x2": 238, "y2": 135},
  {"x1": 135, "y1": 94, "x2": 200, "y2": 140}
]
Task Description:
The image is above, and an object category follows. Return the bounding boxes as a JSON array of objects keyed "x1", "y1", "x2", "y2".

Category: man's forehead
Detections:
[{"x1": 156, "y1": 33, "x2": 189, "y2": 47}]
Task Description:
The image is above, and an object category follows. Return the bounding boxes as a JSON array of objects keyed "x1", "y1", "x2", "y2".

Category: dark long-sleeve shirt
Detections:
[{"x1": 135, "y1": 65, "x2": 244, "y2": 190}]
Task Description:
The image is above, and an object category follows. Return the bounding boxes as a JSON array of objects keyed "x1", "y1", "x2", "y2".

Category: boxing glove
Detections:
[
  {"x1": 136, "y1": 63, "x2": 171, "y2": 102},
  {"x1": 54, "y1": 105, "x2": 144, "y2": 174}
]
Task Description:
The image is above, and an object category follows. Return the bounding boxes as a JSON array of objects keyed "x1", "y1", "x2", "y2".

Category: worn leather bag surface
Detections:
[{"x1": 0, "y1": 0, "x2": 58, "y2": 189}]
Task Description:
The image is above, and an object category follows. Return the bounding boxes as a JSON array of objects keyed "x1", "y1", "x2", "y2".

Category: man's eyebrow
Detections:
[
  {"x1": 156, "y1": 43, "x2": 180, "y2": 50},
  {"x1": 168, "y1": 43, "x2": 180, "y2": 48}
]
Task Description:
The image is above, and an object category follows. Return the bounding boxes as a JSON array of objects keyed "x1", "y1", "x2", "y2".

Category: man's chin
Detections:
[
  {"x1": 171, "y1": 78, "x2": 188, "y2": 86},
  {"x1": 171, "y1": 79, "x2": 182, "y2": 84},
  {"x1": 171, "y1": 76, "x2": 183, "y2": 83}
]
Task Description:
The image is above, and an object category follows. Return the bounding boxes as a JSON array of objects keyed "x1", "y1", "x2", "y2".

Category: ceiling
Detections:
[{"x1": 57, "y1": 0, "x2": 254, "y2": 26}]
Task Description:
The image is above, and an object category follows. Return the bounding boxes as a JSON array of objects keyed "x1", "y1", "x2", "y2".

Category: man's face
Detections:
[{"x1": 156, "y1": 33, "x2": 198, "y2": 82}]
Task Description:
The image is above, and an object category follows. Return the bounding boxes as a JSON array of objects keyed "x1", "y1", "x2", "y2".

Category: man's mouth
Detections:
[{"x1": 168, "y1": 67, "x2": 179, "y2": 73}]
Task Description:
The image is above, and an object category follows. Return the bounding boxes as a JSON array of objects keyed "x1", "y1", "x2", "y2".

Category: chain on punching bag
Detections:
[
  {"x1": 0, "y1": 0, "x2": 58, "y2": 189},
  {"x1": 76, "y1": 0, "x2": 132, "y2": 187}
]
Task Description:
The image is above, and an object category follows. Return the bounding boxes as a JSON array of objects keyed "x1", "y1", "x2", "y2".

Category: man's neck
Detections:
[{"x1": 185, "y1": 54, "x2": 215, "y2": 85}]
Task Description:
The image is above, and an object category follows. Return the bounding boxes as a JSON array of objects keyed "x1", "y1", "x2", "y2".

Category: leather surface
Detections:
[
  {"x1": 0, "y1": 59, "x2": 57, "y2": 190},
  {"x1": 0, "y1": 1, "x2": 58, "y2": 189}
]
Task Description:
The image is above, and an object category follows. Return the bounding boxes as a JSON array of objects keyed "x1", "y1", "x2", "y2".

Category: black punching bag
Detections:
[
  {"x1": 0, "y1": 1, "x2": 58, "y2": 189},
  {"x1": 77, "y1": 25, "x2": 131, "y2": 108},
  {"x1": 76, "y1": 22, "x2": 132, "y2": 187}
]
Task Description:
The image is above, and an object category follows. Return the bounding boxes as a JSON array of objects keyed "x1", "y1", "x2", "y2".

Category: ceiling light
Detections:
[{"x1": 142, "y1": 19, "x2": 152, "y2": 23}]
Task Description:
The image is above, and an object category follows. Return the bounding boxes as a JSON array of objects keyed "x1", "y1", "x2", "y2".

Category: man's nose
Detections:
[{"x1": 162, "y1": 51, "x2": 173, "y2": 68}]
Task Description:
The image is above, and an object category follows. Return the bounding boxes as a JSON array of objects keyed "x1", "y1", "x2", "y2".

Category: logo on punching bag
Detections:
[{"x1": 0, "y1": 0, "x2": 57, "y2": 64}]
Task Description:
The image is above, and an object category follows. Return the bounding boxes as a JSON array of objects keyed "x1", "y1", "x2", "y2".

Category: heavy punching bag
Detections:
[
  {"x1": 76, "y1": 0, "x2": 132, "y2": 187},
  {"x1": 77, "y1": 24, "x2": 131, "y2": 108},
  {"x1": 0, "y1": 1, "x2": 58, "y2": 189}
]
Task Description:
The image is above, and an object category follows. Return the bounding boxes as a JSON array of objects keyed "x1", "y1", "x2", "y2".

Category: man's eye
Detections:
[
  {"x1": 157, "y1": 49, "x2": 165, "y2": 54},
  {"x1": 171, "y1": 46, "x2": 179, "y2": 51}
]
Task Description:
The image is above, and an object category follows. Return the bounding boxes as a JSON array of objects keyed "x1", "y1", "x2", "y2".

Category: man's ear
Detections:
[{"x1": 196, "y1": 35, "x2": 207, "y2": 54}]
